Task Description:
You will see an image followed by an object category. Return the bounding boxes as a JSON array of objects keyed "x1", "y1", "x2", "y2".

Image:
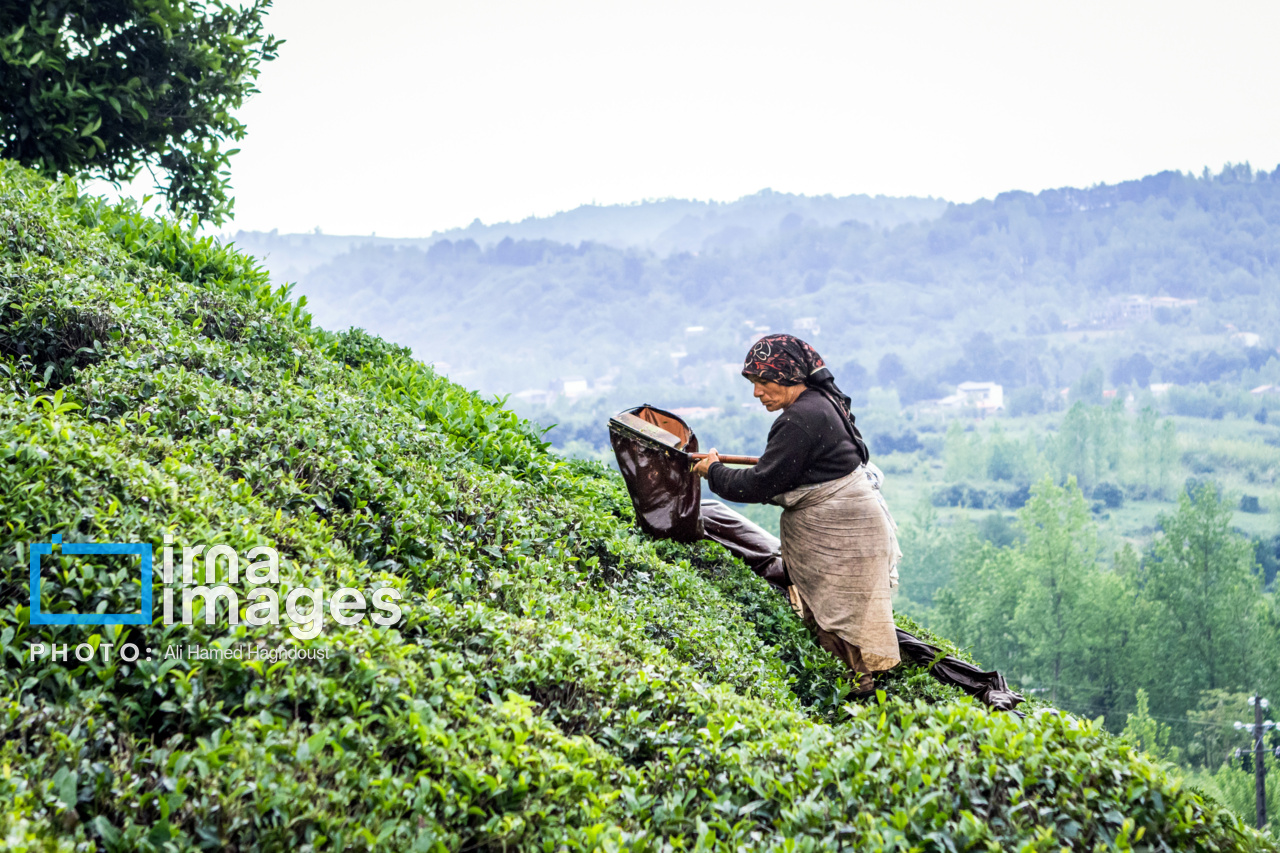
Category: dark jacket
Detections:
[{"x1": 707, "y1": 388, "x2": 865, "y2": 504}]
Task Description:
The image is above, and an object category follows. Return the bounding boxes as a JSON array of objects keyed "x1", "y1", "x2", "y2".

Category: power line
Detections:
[{"x1": 1021, "y1": 685, "x2": 1259, "y2": 730}]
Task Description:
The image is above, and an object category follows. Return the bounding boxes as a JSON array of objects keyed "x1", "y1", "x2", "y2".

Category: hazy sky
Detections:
[{"x1": 137, "y1": 0, "x2": 1280, "y2": 237}]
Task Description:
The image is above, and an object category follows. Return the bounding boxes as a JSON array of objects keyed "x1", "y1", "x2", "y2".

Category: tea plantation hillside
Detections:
[{"x1": 1, "y1": 161, "x2": 1274, "y2": 851}]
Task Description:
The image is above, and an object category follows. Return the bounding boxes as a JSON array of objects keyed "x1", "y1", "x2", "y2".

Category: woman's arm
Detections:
[{"x1": 704, "y1": 417, "x2": 817, "y2": 503}]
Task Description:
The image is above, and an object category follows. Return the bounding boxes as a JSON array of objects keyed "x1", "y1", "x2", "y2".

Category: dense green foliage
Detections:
[
  {"x1": 1, "y1": 0, "x2": 279, "y2": 222},
  {"x1": 852, "y1": 399, "x2": 1280, "y2": 827},
  {"x1": 2, "y1": 162, "x2": 1276, "y2": 849},
  {"x1": 929, "y1": 477, "x2": 1277, "y2": 725}
]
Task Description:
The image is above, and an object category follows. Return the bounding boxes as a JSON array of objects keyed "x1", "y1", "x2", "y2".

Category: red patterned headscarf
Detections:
[
  {"x1": 742, "y1": 333, "x2": 869, "y2": 463},
  {"x1": 742, "y1": 334, "x2": 825, "y2": 385}
]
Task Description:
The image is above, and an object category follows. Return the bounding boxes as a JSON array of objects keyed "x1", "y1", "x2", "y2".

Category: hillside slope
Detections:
[{"x1": 1, "y1": 161, "x2": 1274, "y2": 851}]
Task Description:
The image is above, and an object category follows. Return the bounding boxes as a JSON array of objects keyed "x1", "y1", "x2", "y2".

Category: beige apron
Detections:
[{"x1": 775, "y1": 465, "x2": 901, "y2": 673}]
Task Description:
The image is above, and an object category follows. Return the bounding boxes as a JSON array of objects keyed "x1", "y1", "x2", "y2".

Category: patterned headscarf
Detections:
[
  {"x1": 742, "y1": 333, "x2": 869, "y2": 463},
  {"x1": 742, "y1": 334, "x2": 824, "y2": 385}
]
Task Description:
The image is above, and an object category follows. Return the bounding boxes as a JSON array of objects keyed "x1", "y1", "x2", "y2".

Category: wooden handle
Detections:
[{"x1": 689, "y1": 453, "x2": 759, "y2": 465}]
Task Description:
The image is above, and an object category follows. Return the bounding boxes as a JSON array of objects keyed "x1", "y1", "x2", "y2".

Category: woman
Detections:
[{"x1": 691, "y1": 334, "x2": 900, "y2": 695}]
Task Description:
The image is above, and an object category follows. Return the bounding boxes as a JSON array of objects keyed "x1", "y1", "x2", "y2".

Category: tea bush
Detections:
[{"x1": 0, "y1": 160, "x2": 1275, "y2": 850}]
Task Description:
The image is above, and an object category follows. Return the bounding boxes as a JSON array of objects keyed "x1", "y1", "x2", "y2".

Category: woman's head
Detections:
[
  {"x1": 742, "y1": 334, "x2": 826, "y2": 411},
  {"x1": 742, "y1": 334, "x2": 826, "y2": 386},
  {"x1": 740, "y1": 334, "x2": 870, "y2": 465}
]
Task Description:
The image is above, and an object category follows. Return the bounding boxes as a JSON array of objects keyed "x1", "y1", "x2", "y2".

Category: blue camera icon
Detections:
[{"x1": 29, "y1": 535, "x2": 153, "y2": 626}]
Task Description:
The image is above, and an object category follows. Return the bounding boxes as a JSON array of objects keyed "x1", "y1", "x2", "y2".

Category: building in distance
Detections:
[{"x1": 939, "y1": 381, "x2": 1004, "y2": 415}]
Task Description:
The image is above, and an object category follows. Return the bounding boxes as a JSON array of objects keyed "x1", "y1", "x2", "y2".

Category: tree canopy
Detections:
[{"x1": 0, "y1": 0, "x2": 278, "y2": 223}]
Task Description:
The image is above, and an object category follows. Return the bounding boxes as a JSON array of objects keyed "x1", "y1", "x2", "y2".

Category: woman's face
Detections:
[{"x1": 750, "y1": 377, "x2": 804, "y2": 412}]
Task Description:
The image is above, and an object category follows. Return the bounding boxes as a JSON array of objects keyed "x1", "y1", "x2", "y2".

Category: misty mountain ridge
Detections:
[
  {"x1": 421, "y1": 188, "x2": 949, "y2": 254},
  {"x1": 235, "y1": 163, "x2": 1280, "y2": 399},
  {"x1": 231, "y1": 187, "x2": 948, "y2": 281}
]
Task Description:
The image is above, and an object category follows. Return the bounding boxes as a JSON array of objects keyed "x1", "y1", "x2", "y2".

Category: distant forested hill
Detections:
[
  {"x1": 238, "y1": 165, "x2": 1280, "y2": 399},
  {"x1": 233, "y1": 188, "x2": 946, "y2": 281},
  {"x1": 415, "y1": 189, "x2": 949, "y2": 254}
]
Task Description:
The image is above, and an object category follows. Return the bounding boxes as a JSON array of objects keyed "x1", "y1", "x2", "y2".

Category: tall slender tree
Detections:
[
  {"x1": 1136, "y1": 483, "x2": 1264, "y2": 720},
  {"x1": 1014, "y1": 476, "x2": 1098, "y2": 705},
  {"x1": 1135, "y1": 406, "x2": 1159, "y2": 494},
  {"x1": 1157, "y1": 420, "x2": 1179, "y2": 498}
]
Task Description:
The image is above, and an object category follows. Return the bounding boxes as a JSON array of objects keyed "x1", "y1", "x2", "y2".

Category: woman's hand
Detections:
[{"x1": 691, "y1": 448, "x2": 720, "y2": 478}]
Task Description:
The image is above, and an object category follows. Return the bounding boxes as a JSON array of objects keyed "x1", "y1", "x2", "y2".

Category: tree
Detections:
[
  {"x1": 1052, "y1": 403, "x2": 1092, "y2": 488},
  {"x1": 1135, "y1": 483, "x2": 1264, "y2": 720},
  {"x1": 897, "y1": 500, "x2": 961, "y2": 608},
  {"x1": 1156, "y1": 420, "x2": 1179, "y2": 498},
  {"x1": 934, "y1": 539, "x2": 1025, "y2": 671},
  {"x1": 1070, "y1": 367, "x2": 1104, "y2": 405},
  {"x1": 1, "y1": 0, "x2": 279, "y2": 223},
  {"x1": 962, "y1": 331, "x2": 1002, "y2": 376},
  {"x1": 1134, "y1": 406, "x2": 1158, "y2": 494},
  {"x1": 986, "y1": 422, "x2": 1025, "y2": 482},
  {"x1": 1184, "y1": 690, "x2": 1256, "y2": 769},
  {"x1": 834, "y1": 359, "x2": 870, "y2": 403},
  {"x1": 1006, "y1": 385, "x2": 1045, "y2": 416},
  {"x1": 1112, "y1": 353, "x2": 1155, "y2": 388},
  {"x1": 1121, "y1": 688, "x2": 1181, "y2": 763},
  {"x1": 1013, "y1": 476, "x2": 1100, "y2": 706},
  {"x1": 1086, "y1": 549, "x2": 1138, "y2": 726},
  {"x1": 1096, "y1": 398, "x2": 1126, "y2": 476},
  {"x1": 944, "y1": 420, "x2": 985, "y2": 481}
]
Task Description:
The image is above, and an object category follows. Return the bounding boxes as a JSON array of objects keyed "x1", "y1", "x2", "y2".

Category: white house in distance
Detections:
[
  {"x1": 1099, "y1": 294, "x2": 1199, "y2": 325},
  {"x1": 1232, "y1": 331, "x2": 1262, "y2": 347},
  {"x1": 940, "y1": 381, "x2": 1004, "y2": 414},
  {"x1": 512, "y1": 374, "x2": 601, "y2": 407}
]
